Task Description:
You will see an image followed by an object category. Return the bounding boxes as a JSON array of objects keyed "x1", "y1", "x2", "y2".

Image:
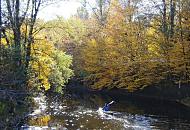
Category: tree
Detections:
[
  {"x1": 89, "y1": 0, "x2": 111, "y2": 26},
  {"x1": 0, "y1": 0, "x2": 75, "y2": 92},
  {"x1": 27, "y1": 34, "x2": 73, "y2": 92},
  {"x1": 77, "y1": 0, "x2": 164, "y2": 91},
  {"x1": 76, "y1": 0, "x2": 89, "y2": 19},
  {"x1": 72, "y1": 0, "x2": 188, "y2": 91}
]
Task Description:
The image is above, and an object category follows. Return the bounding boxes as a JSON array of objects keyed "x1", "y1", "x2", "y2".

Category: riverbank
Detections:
[{"x1": 66, "y1": 79, "x2": 190, "y2": 108}]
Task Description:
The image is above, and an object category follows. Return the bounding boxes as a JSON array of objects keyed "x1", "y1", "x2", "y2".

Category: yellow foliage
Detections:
[
  {"x1": 28, "y1": 115, "x2": 51, "y2": 126},
  {"x1": 29, "y1": 37, "x2": 55, "y2": 90},
  {"x1": 90, "y1": 39, "x2": 97, "y2": 47},
  {"x1": 73, "y1": 0, "x2": 190, "y2": 91},
  {"x1": 0, "y1": 38, "x2": 8, "y2": 46},
  {"x1": 146, "y1": 28, "x2": 156, "y2": 36},
  {"x1": 148, "y1": 44, "x2": 160, "y2": 56}
]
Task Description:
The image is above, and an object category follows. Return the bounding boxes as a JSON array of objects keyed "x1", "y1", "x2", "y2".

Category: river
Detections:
[{"x1": 16, "y1": 90, "x2": 190, "y2": 130}]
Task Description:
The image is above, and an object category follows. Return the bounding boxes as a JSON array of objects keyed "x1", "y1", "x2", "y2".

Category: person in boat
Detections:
[{"x1": 102, "y1": 101, "x2": 114, "y2": 112}]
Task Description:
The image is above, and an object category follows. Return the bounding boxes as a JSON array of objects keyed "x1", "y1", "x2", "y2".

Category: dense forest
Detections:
[
  {"x1": 0, "y1": 0, "x2": 190, "y2": 96},
  {"x1": 0, "y1": 0, "x2": 190, "y2": 93},
  {"x1": 45, "y1": 0, "x2": 190, "y2": 91},
  {"x1": 0, "y1": 0, "x2": 190, "y2": 128}
]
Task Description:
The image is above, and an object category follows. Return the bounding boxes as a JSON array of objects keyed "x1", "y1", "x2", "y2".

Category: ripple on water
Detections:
[{"x1": 21, "y1": 94, "x2": 190, "y2": 130}]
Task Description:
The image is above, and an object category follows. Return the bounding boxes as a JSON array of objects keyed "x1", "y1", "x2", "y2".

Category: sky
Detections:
[
  {"x1": 38, "y1": 1, "x2": 82, "y2": 20},
  {"x1": 38, "y1": 0, "x2": 96, "y2": 21},
  {"x1": 37, "y1": 0, "x2": 159, "y2": 21}
]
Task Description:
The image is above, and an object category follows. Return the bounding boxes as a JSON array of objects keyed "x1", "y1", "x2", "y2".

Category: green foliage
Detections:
[
  {"x1": 0, "y1": 102, "x2": 6, "y2": 114},
  {"x1": 43, "y1": 17, "x2": 88, "y2": 78},
  {"x1": 49, "y1": 50, "x2": 74, "y2": 93},
  {"x1": 27, "y1": 35, "x2": 73, "y2": 93}
]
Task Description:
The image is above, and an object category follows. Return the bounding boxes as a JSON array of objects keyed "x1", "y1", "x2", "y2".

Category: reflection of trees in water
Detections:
[
  {"x1": 45, "y1": 94, "x2": 80, "y2": 114},
  {"x1": 68, "y1": 91, "x2": 116, "y2": 109},
  {"x1": 28, "y1": 115, "x2": 51, "y2": 126},
  {"x1": 3, "y1": 91, "x2": 188, "y2": 129},
  {"x1": 110, "y1": 101, "x2": 144, "y2": 115}
]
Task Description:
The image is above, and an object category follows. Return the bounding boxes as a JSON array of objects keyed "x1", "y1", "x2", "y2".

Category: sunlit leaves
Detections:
[
  {"x1": 77, "y1": 0, "x2": 170, "y2": 91},
  {"x1": 28, "y1": 37, "x2": 54, "y2": 90},
  {"x1": 28, "y1": 35, "x2": 73, "y2": 92},
  {"x1": 49, "y1": 50, "x2": 74, "y2": 93}
]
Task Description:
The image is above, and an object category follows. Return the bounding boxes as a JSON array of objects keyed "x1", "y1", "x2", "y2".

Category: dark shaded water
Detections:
[
  {"x1": 15, "y1": 91, "x2": 190, "y2": 130},
  {"x1": 1, "y1": 91, "x2": 190, "y2": 129}
]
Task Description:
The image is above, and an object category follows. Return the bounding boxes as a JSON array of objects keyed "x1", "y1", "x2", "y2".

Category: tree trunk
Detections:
[
  {"x1": 178, "y1": 0, "x2": 188, "y2": 82},
  {"x1": 162, "y1": 0, "x2": 167, "y2": 36},
  {"x1": 14, "y1": 0, "x2": 22, "y2": 66},
  {"x1": 170, "y1": 0, "x2": 176, "y2": 38},
  {"x1": 25, "y1": 35, "x2": 32, "y2": 68},
  {"x1": 13, "y1": 29, "x2": 22, "y2": 66},
  {"x1": 128, "y1": 0, "x2": 132, "y2": 22},
  {"x1": 0, "y1": 0, "x2": 2, "y2": 55},
  {"x1": 99, "y1": 0, "x2": 105, "y2": 26},
  {"x1": 25, "y1": 0, "x2": 42, "y2": 68}
]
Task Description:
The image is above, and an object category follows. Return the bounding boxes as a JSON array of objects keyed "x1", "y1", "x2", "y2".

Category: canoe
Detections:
[{"x1": 103, "y1": 111, "x2": 114, "y2": 115}]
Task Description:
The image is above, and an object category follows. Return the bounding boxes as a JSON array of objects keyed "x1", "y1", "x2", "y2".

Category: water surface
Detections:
[{"x1": 18, "y1": 92, "x2": 190, "y2": 130}]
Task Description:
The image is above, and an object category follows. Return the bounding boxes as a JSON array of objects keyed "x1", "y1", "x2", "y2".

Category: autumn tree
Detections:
[
  {"x1": 71, "y1": 0, "x2": 190, "y2": 91},
  {"x1": 0, "y1": 0, "x2": 74, "y2": 92},
  {"x1": 77, "y1": 0, "x2": 162, "y2": 91},
  {"x1": 76, "y1": 0, "x2": 89, "y2": 19}
]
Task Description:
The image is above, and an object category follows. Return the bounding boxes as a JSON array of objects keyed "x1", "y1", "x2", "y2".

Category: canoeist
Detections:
[{"x1": 102, "y1": 101, "x2": 115, "y2": 112}]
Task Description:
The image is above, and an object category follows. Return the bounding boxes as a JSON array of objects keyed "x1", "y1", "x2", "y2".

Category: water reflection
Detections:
[{"x1": 19, "y1": 93, "x2": 190, "y2": 130}]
